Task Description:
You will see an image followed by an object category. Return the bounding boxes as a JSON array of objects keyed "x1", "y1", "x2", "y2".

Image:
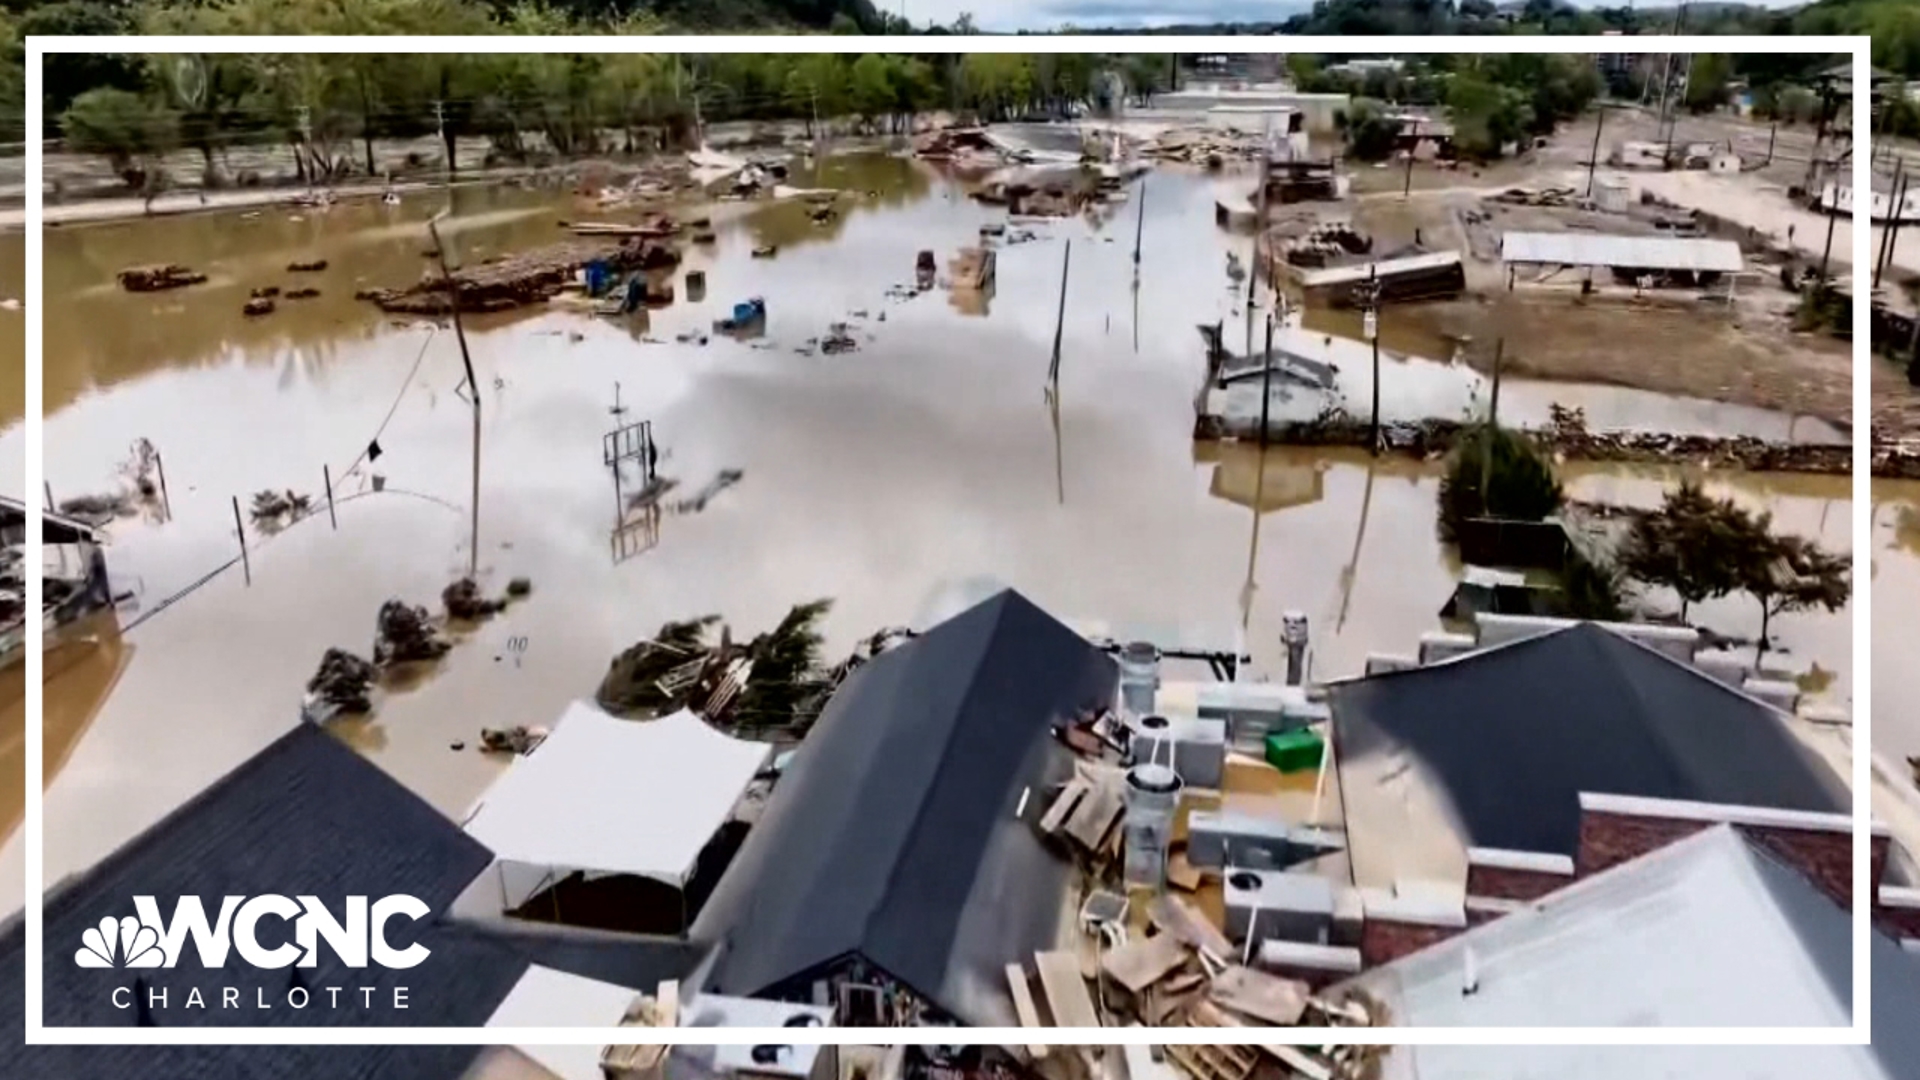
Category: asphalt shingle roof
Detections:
[{"x1": 690, "y1": 588, "x2": 1117, "y2": 1025}]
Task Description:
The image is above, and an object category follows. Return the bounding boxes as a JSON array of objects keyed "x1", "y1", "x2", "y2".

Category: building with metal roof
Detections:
[
  {"x1": 0, "y1": 722, "x2": 700, "y2": 1079},
  {"x1": 1336, "y1": 824, "x2": 1920, "y2": 1074},
  {"x1": 1329, "y1": 621, "x2": 1849, "y2": 891},
  {"x1": 1501, "y1": 231, "x2": 1744, "y2": 274},
  {"x1": 689, "y1": 588, "x2": 1118, "y2": 1026}
]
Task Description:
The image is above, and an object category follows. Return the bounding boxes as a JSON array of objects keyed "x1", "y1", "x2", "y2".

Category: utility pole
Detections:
[
  {"x1": 1354, "y1": 269, "x2": 1383, "y2": 456},
  {"x1": 1585, "y1": 104, "x2": 1608, "y2": 198},
  {"x1": 1047, "y1": 240, "x2": 1071, "y2": 391},
  {"x1": 1402, "y1": 145, "x2": 1415, "y2": 200},
  {"x1": 1246, "y1": 123, "x2": 1272, "y2": 355},
  {"x1": 1480, "y1": 338, "x2": 1504, "y2": 512},
  {"x1": 1878, "y1": 160, "x2": 1906, "y2": 288},
  {"x1": 1133, "y1": 176, "x2": 1147, "y2": 270},
  {"x1": 1259, "y1": 314, "x2": 1274, "y2": 448},
  {"x1": 433, "y1": 99, "x2": 448, "y2": 182},
  {"x1": 429, "y1": 213, "x2": 482, "y2": 580},
  {"x1": 1819, "y1": 183, "x2": 1840, "y2": 283}
]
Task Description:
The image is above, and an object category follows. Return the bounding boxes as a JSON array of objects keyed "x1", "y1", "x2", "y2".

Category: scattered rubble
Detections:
[
  {"x1": 242, "y1": 297, "x2": 276, "y2": 317},
  {"x1": 479, "y1": 725, "x2": 548, "y2": 755},
  {"x1": 249, "y1": 489, "x2": 311, "y2": 530},
  {"x1": 304, "y1": 647, "x2": 375, "y2": 717},
  {"x1": 372, "y1": 598, "x2": 452, "y2": 667},
  {"x1": 442, "y1": 577, "x2": 509, "y2": 621},
  {"x1": 1140, "y1": 126, "x2": 1266, "y2": 168},
  {"x1": 285, "y1": 287, "x2": 320, "y2": 300},
  {"x1": 1199, "y1": 408, "x2": 1856, "y2": 477},
  {"x1": 118, "y1": 264, "x2": 207, "y2": 292},
  {"x1": 356, "y1": 238, "x2": 681, "y2": 315},
  {"x1": 251, "y1": 286, "x2": 281, "y2": 299},
  {"x1": 820, "y1": 323, "x2": 859, "y2": 354},
  {"x1": 287, "y1": 259, "x2": 329, "y2": 273}
]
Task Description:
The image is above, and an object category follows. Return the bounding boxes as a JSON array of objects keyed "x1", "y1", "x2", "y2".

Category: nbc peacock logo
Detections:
[{"x1": 75, "y1": 915, "x2": 166, "y2": 969}]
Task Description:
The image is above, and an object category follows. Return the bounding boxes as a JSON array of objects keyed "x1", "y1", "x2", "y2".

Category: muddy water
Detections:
[{"x1": 0, "y1": 154, "x2": 1872, "y2": 911}]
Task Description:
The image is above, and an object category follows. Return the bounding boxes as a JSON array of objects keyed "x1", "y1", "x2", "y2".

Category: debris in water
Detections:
[
  {"x1": 118, "y1": 264, "x2": 208, "y2": 292},
  {"x1": 751, "y1": 245, "x2": 778, "y2": 258},
  {"x1": 243, "y1": 297, "x2": 276, "y2": 317},
  {"x1": 288, "y1": 259, "x2": 329, "y2": 273},
  {"x1": 358, "y1": 238, "x2": 681, "y2": 316},
  {"x1": 57, "y1": 492, "x2": 134, "y2": 523},
  {"x1": 442, "y1": 577, "x2": 508, "y2": 621},
  {"x1": 285, "y1": 287, "x2": 320, "y2": 300},
  {"x1": 626, "y1": 475, "x2": 681, "y2": 511},
  {"x1": 693, "y1": 229, "x2": 717, "y2": 243},
  {"x1": 251, "y1": 286, "x2": 281, "y2": 299},
  {"x1": 480, "y1": 726, "x2": 548, "y2": 755},
  {"x1": 249, "y1": 489, "x2": 311, "y2": 529},
  {"x1": 450, "y1": 740, "x2": 466, "y2": 751},
  {"x1": 821, "y1": 324, "x2": 859, "y2": 354},
  {"x1": 673, "y1": 469, "x2": 744, "y2": 513},
  {"x1": 373, "y1": 598, "x2": 452, "y2": 667},
  {"x1": 506, "y1": 576, "x2": 532, "y2": 598},
  {"x1": 304, "y1": 647, "x2": 376, "y2": 717},
  {"x1": 597, "y1": 614, "x2": 724, "y2": 715}
]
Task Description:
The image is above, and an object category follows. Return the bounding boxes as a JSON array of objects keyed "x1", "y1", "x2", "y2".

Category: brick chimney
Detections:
[{"x1": 1576, "y1": 792, "x2": 1888, "y2": 910}]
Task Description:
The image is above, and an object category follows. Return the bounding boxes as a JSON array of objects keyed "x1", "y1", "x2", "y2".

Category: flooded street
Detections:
[{"x1": 0, "y1": 152, "x2": 1883, "y2": 912}]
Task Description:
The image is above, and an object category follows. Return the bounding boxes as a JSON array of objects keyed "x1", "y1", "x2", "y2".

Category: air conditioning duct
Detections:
[
  {"x1": 1130, "y1": 714, "x2": 1227, "y2": 789},
  {"x1": 1222, "y1": 868, "x2": 1334, "y2": 946}
]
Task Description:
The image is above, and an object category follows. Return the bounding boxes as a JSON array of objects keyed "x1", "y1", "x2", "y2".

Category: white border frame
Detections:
[{"x1": 21, "y1": 34, "x2": 1873, "y2": 1047}]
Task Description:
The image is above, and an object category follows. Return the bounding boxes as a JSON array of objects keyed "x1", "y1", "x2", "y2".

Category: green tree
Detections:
[
  {"x1": 1619, "y1": 482, "x2": 1747, "y2": 622},
  {"x1": 61, "y1": 87, "x2": 178, "y2": 182},
  {"x1": 1436, "y1": 425, "x2": 1564, "y2": 541},
  {"x1": 849, "y1": 53, "x2": 893, "y2": 131},
  {"x1": 1338, "y1": 98, "x2": 1401, "y2": 162},
  {"x1": 1735, "y1": 527, "x2": 1850, "y2": 651},
  {"x1": 1683, "y1": 54, "x2": 1734, "y2": 114},
  {"x1": 1447, "y1": 72, "x2": 1534, "y2": 159}
]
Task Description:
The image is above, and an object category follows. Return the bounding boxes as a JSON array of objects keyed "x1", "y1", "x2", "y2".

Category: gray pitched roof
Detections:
[
  {"x1": 1340, "y1": 824, "x2": 1920, "y2": 1077},
  {"x1": 1329, "y1": 622, "x2": 1848, "y2": 863},
  {"x1": 1, "y1": 722, "x2": 700, "y2": 1079},
  {"x1": 691, "y1": 588, "x2": 1117, "y2": 1025}
]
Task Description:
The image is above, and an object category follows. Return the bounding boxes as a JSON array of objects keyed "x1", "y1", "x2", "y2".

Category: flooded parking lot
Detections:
[{"x1": 0, "y1": 151, "x2": 1888, "y2": 911}]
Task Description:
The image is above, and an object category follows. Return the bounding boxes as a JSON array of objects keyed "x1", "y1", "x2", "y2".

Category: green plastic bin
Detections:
[{"x1": 1265, "y1": 729, "x2": 1324, "y2": 774}]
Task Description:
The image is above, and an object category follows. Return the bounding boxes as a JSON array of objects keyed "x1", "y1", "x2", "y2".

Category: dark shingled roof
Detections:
[
  {"x1": 1, "y1": 722, "x2": 701, "y2": 1080},
  {"x1": 1330, "y1": 622, "x2": 1849, "y2": 860},
  {"x1": 690, "y1": 588, "x2": 1117, "y2": 1026}
]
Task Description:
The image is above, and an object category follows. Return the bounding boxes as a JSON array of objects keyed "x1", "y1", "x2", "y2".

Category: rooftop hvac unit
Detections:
[
  {"x1": 1186, "y1": 810, "x2": 1344, "y2": 871},
  {"x1": 1131, "y1": 714, "x2": 1227, "y2": 790},
  {"x1": 1194, "y1": 683, "x2": 1325, "y2": 751},
  {"x1": 1222, "y1": 868, "x2": 1335, "y2": 946}
]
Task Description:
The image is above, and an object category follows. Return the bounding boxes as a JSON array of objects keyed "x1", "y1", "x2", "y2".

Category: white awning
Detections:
[
  {"x1": 464, "y1": 701, "x2": 771, "y2": 888},
  {"x1": 1500, "y1": 232, "x2": 1744, "y2": 273}
]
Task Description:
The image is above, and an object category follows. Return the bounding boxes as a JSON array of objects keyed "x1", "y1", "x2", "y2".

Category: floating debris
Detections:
[
  {"x1": 820, "y1": 324, "x2": 859, "y2": 354},
  {"x1": 304, "y1": 647, "x2": 375, "y2": 717},
  {"x1": 442, "y1": 577, "x2": 509, "y2": 621},
  {"x1": 242, "y1": 297, "x2": 276, "y2": 317},
  {"x1": 57, "y1": 492, "x2": 135, "y2": 523},
  {"x1": 506, "y1": 576, "x2": 532, "y2": 599},
  {"x1": 251, "y1": 286, "x2": 281, "y2": 299},
  {"x1": 287, "y1": 259, "x2": 329, "y2": 273},
  {"x1": 285, "y1": 287, "x2": 321, "y2": 300},
  {"x1": 118, "y1": 264, "x2": 207, "y2": 292},
  {"x1": 373, "y1": 598, "x2": 452, "y2": 667},
  {"x1": 480, "y1": 725, "x2": 548, "y2": 755},
  {"x1": 249, "y1": 489, "x2": 311, "y2": 529},
  {"x1": 751, "y1": 244, "x2": 778, "y2": 259},
  {"x1": 357, "y1": 238, "x2": 681, "y2": 316},
  {"x1": 672, "y1": 469, "x2": 744, "y2": 513}
]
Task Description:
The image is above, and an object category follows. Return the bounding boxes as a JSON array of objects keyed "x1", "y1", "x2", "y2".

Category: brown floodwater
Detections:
[{"x1": 0, "y1": 152, "x2": 1883, "y2": 911}]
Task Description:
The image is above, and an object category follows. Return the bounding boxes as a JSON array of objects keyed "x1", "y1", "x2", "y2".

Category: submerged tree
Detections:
[
  {"x1": 1737, "y1": 528, "x2": 1850, "y2": 651},
  {"x1": 1619, "y1": 481, "x2": 1747, "y2": 621},
  {"x1": 734, "y1": 598, "x2": 834, "y2": 732},
  {"x1": 1436, "y1": 424, "x2": 1563, "y2": 541}
]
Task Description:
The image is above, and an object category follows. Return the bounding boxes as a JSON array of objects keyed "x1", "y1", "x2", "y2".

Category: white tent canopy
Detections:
[
  {"x1": 464, "y1": 701, "x2": 771, "y2": 899},
  {"x1": 484, "y1": 965, "x2": 641, "y2": 1080},
  {"x1": 1500, "y1": 231, "x2": 1744, "y2": 274}
]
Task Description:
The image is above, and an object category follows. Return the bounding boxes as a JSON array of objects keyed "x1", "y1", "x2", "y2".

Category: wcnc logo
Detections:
[{"x1": 77, "y1": 895, "x2": 432, "y2": 1014}]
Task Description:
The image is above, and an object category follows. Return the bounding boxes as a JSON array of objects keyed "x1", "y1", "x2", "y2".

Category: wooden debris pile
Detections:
[
  {"x1": 373, "y1": 598, "x2": 452, "y2": 666},
  {"x1": 118, "y1": 264, "x2": 207, "y2": 292},
  {"x1": 304, "y1": 647, "x2": 375, "y2": 718},
  {"x1": 356, "y1": 238, "x2": 682, "y2": 315}
]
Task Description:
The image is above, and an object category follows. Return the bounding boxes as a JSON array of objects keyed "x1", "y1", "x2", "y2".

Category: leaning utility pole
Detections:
[
  {"x1": 429, "y1": 213, "x2": 482, "y2": 579},
  {"x1": 1354, "y1": 269, "x2": 1384, "y2": 456},
  {"x1": 1047, "y1": 240, "x2": 1071, "y2": 391}
]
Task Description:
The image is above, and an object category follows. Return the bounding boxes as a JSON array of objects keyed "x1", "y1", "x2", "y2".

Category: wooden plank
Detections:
[
  {"x1": 1034, "y1": 950, "x2": 1103, "y2": 1028},
  {"x1": 1101, "y1": 931, "x2": 1190, "y2": 994},
  {"x1": 1039, "y1": 779, "x2": 1090, "y2": 835},
  {"x1": 655, "y1": 979, "x2": 679, "y2": 1027},
  {"x1": 1147, "y1": 894, "x2": 1235, "y2": 962},
  {"x1": 1063, "y1": 780, "x2": 1124, "y2": 851},
  {"x1": 1209, "y1": 966, "x2": 1309, "y2": 1026},
  {"x1": 1166, "y1": 851, "x2": 1202, "y2": 892},
  {"x1": 1003, "y1": 963, "x2": 1050, "y2": 1059}
]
